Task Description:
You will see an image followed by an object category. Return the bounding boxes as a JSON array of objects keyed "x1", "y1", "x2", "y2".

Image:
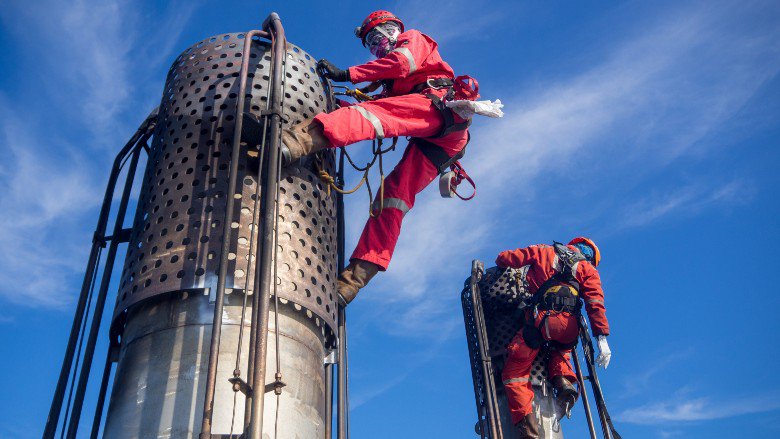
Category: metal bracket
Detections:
[
  {"x1": 228, "y1": 377, "x2": 252, "y2": 396},
  {"x1": 115, "y1": 228, "x2": 132, "y2": 243},
  {"x1": 323, "y1": 349, "x2": 338, "y2": 365},
  {"x1": 92, "y1": 231, "x2": 107, "y2": 248}
]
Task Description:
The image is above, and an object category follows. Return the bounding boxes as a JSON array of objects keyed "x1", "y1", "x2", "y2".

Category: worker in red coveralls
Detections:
[
  {"x1": 495, "y1": 237, "x2": 612, "y2": 438},
  {"x1": 277, "y1": 10, "x2": 474, "y2": 304}
]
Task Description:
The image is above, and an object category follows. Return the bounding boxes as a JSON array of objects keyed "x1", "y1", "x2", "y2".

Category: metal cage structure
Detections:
[
  {"x1": 462, "y1": 260, "x2": 621, "y2": 439},
  {"x1": 44, "y1": 13, "x2": 352, "y2": 439}
]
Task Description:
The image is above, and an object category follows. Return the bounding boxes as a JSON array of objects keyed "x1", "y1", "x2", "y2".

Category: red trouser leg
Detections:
[
  {"x1": 314, "y1": 93, "x2": 469, "y2": 269},
  {"x1": 502, "y1": 331, "x2": 539, "y2": 425},
  {"x1": 537, "y1": 311, "x2": 579, "y2": 383},
  {"x1": 548, "y1": 350, "x2": 577, "y2": 383},
  {"x1": 349, "y1": 143, "x2": 438, "y2": 268}
]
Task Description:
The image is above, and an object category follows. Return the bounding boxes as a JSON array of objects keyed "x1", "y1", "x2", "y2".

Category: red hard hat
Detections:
[
  {"x1": 569, "y1": 237, "x2": 601, "y2": 267},
  {"x1": 355, "y1": 10, "x2": 404, "y2": 45}
]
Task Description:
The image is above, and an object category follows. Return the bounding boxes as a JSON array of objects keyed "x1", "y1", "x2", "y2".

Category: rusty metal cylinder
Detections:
[{"x1": 103, "y1": 32, "x2": 338, "y2": 438}]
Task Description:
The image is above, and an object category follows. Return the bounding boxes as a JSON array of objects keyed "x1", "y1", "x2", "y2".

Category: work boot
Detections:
[
  {"x1": 279, "y1": 119, "x2": 331, "y2": 166},
  {"x1": 516, "y1": 412, "x2": 540, "y2": 439},
  {"x1": 336, "y1": 260, "x2": 380, "y2": 305},
  {"x1": 552, "y1": 376, "x2": 579, "y2": 411}
]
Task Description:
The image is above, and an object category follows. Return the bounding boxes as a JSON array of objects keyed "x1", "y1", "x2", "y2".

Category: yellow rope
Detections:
[{"x1": 316, "y1": 163, "x2": 367, "y2": 197}]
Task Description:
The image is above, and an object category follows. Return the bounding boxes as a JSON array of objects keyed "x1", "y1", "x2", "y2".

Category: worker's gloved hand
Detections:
[
  {"x1": 596, "y1": 335, "x2": 611, "y2": 369},
  {"x1": 318, "y1": 59, "x2": 350, "y2": 82}
]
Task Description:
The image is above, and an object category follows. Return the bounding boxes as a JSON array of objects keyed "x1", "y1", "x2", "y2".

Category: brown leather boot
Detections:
[
  {"x1": 280, "y1": 120, "x2": 331, "y2": 166},
  {"x1": 336, "y1": 260, "x2": 380, "y2": 305},
  {"x1": 552, "y1": 376, "x2": 579, "y2": 411},
  {"x1": 516, "y1": 412, "x2": 540, "y2": 439}
]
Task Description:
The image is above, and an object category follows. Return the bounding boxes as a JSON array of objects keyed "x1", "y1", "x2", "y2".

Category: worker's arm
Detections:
[
  {"x1": 577, "y1": 263, "x2": 610, "y2": 336},
  {"x1": 348, "y1": 30, "x2": 431, "y2": 83},
  {"x1": 495, "y1": 245, "x2": 545, "y2": 268}
]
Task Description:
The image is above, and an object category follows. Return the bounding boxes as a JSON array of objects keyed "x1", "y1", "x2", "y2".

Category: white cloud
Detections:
[
  {"x1": 0, "y1": 1, "x2": 196, "y2": 309},
  {"x1": 0, "y1": 109, "x2": 102, "y2": 308},
  {"x1": 393, "y1": 0, "x2": 509, "y2": 43},
  {"x1": 619, "y1": 393, "x2": 780, "y2": 424},
  {"x1": 616, "y1": 179, "x2": 753, "y2": 229}
]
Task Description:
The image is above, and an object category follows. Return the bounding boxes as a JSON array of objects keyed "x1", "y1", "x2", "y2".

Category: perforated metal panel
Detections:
[{"x1": 114, "y1": 33, "x2": 338, "y2": 336}]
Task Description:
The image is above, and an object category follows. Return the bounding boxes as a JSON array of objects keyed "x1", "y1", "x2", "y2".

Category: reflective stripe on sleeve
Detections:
[
  {"x1": 351, "y1": 106, "x2": 385, "y2": 140},
  {"x1": 586, "y1": 299, "x2": 604, "y2": 305},
  {"x1": 392, "y1": 47, "x2": 417, "y2": 74},
  {"x1": 372, "y1": 197, "x2": 411, "y2": 216}
]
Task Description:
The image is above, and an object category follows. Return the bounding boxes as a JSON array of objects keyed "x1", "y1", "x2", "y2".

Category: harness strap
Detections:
[
  {"x1": 413, "y1": 137, "x2": 466, "y2": 175},
  {"x1": 425, "y1": 93, "x2": 472, "y2": 138},
  {"x1": 410, "y1": 78, "x2": 454, "y2": 93}
]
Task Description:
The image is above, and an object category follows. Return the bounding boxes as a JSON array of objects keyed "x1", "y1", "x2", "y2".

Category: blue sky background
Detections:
[{"x1": 1, "y1": 1, "x2": 779, "y2": 438}]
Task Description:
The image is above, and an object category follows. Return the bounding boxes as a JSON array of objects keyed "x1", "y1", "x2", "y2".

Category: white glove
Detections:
[
  {"x1": 444, "y1": 99, "x2": 504, "y2": 119},
  {"x1": 596, "y1": 335, "x2": 611, "y2": 369}
]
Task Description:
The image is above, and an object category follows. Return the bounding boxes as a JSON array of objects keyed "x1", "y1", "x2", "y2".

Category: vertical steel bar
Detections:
[
  {"x1": 572, "y1": 349, "x2": 597, "y2": 439},
  {"x1": 335, "y1": 140, "x2": 348, "y2": 439},
  {"x1": 43, "y1": 111, "x2": 155, "y2": 439},
  {"x1": 336, "y1": 307, "x2": 348, "y2": 439},
  {"x1": 325, "y1": 363, "x2": 333, "y2": 439},
  {"x1": 462, "y1": 286, "x2": 488, "y2": 438},
  {"x1": 88, "y1": 348, "x2": 115, "y2": 439},
  {"x1": 65, "y1": 144, "x2": 143, "y2": 438},
  {"x1": 470, "y1": 260, "x2": 503, "y2": 438},
  {"x1": 581, "y1": 343, "x2": 614, "y2": 439},
  {"x1": 198, "y1": 26, "x2": 265, "y2": 439},
  {"x1": 248, "y1": 12, "x2": 286, "y2": 439}
]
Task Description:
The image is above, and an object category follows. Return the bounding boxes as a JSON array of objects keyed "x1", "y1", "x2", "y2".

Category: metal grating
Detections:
[{"x1": 113, "y1": 33, "x2": 339, "y2": 335}]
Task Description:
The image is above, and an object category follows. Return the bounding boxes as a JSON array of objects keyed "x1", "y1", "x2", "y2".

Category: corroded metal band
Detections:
[{"x1": 114, "y1": 33, "x2": 338, "y2": 336}]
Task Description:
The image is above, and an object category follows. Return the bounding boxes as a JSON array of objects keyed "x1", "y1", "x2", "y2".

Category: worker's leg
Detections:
[
  {"x1": 315, "y1": 94, "x2": 445, "y2": 147},
  {"x1": 544, "y1": 312, "x2": 579, "y2": 409},
  {"x1": 348, "y1": 142, "x2": 437, "y2": 269},
  {"x1": 501, "y1": 331, "x2": 539, "y2": 426},
  {"x1": 549, "y1": 349, "x2": 578, "y2": 410},
  {"x1": 337, "y1": 141, "x2": 440, "y2": 302},
  {"x1": 548, "y1": 349, "x2": 576, "y2": 383}
]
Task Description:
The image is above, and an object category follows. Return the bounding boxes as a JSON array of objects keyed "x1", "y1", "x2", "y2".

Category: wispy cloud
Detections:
[
  {"x1": 0, "y1": 1, "x2": 196, "y2": 309},
  {"x1": 393, "y1": 0, "x2": 509, "y2": 43},
  {"x1": 619, "y1": 392, "x2": 780, "y2": 424},
  {"x1": 616, "y1": 179, "x2": 753, "y2": 229},
  {"x1": 0, "y1": 108, "x2": 102, "y2": 308},
  {"x1": 619, "y1": 349, "x2": 694, "y2": 398}
]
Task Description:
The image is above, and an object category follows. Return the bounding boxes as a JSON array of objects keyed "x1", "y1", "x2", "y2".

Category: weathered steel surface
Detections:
[
  {"x1": 103, "y1": 292, "x2": 326, "y2": 437},
  {"x1": 104, "y1": 33, "x2": 337, "y2": 438},
  {"x1": 113, "y1": 32, "x2": 338, "y2": 335}
]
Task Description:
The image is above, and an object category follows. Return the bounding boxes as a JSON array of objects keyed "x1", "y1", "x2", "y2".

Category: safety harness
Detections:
[
  {"x1": 410, "y1": 76, "x2": 478, "y2": 200},
  {"x1": 523, "y1": 242, "x2": 587, "y2": 351}
]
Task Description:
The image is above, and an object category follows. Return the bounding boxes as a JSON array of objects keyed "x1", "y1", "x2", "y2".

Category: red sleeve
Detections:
[
  {"x1": 348, "y1": 30, "x2": 431, "y2": 83},
  {"x1": 495, "y1": 245, "x2": 546, "y2": 268},
  {"x1": 577, "y1": 263, "x2": 610, "y2": 336}
]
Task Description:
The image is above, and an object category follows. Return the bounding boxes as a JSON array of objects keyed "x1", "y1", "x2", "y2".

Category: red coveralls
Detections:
[
  {"x1": 314, "y1": 30, "x2": 469, "y2": 270},
  {"x1": 495, "y1": 244, "x2": 610, "y2": 425}
]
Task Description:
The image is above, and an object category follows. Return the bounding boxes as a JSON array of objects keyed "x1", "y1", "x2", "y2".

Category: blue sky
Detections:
[{"x1": 1, "y1": 0, "x2": 779, "y2": 438}]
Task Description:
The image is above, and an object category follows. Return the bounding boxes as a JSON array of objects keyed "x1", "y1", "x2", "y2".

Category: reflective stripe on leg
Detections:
[
  {"x1": 372, "y1": 197, "x2": 410, "y2": 216},
  {"x1": 503, "y1": 377, "x2": 530, "y2": 385},
  {"x1": 350, "y1": 106, "x2": 385, "y2": 140}
]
